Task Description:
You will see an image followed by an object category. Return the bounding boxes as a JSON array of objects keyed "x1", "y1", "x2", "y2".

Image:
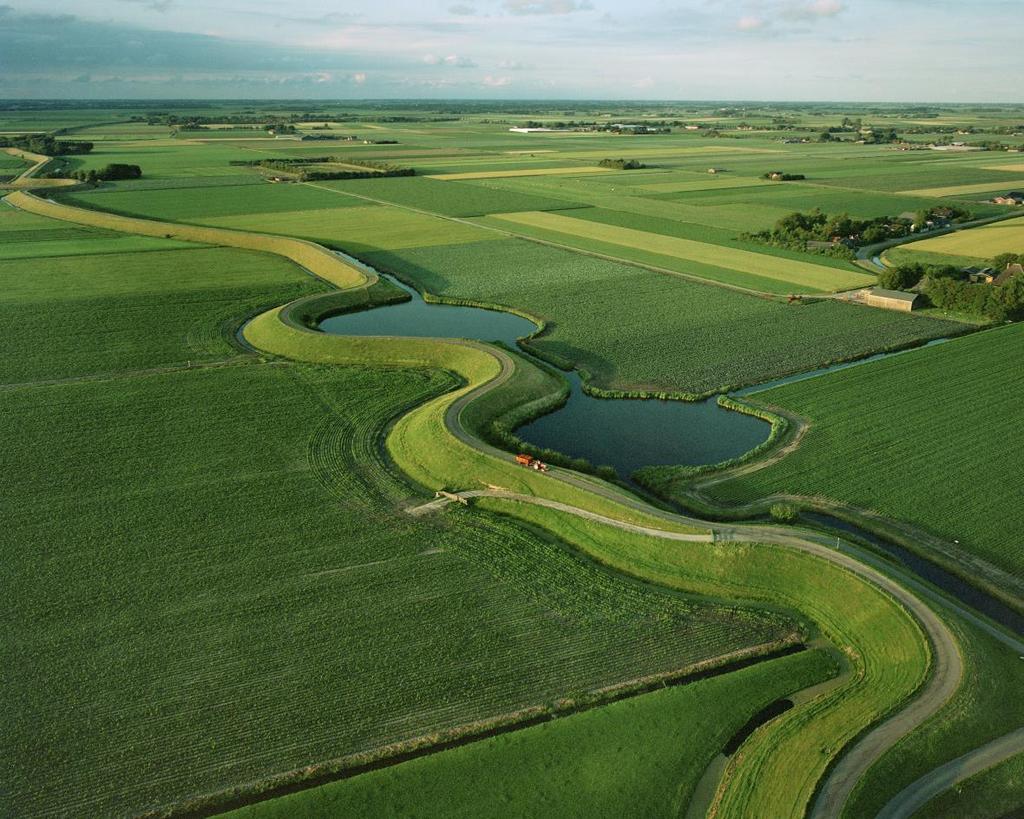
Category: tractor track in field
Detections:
[{"x1": 15, "y1": 173, "x2": 1024, "y2": 818}]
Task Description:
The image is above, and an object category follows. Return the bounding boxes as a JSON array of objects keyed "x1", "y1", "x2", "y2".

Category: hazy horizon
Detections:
[{"x1": 1, "y1": 0, "x2": 1022, "y2": 102}]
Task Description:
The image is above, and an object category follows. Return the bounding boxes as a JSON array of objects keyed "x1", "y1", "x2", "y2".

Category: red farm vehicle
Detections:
[{"x1": 515, "y1": 453, "x2": 549, "y2": 472}]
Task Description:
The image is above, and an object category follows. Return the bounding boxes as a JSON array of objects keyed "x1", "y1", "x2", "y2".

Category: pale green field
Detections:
[
  {"x1": 201, "y1": 205, "x2": 501, "y2": 253},
  {"x1": 487, "y1": 210, "x2": 875, "y2": 292},
  {"x1": 898, "y1": 179, "x2": 1024, "y2": 197},
  {"x1": 899, "y1": 217, "x2": 1024, "y2": 258}
]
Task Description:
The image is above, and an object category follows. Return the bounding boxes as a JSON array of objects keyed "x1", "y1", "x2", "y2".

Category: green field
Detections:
[
  {"x1": 486, "y1": 209, "x2": 874, "y2": 291},
  {"x1": 0, "y1": 246, "x2": 321, "y2": 383},
  {"x1": 228, "y1": 650, "x2": 835, "y2": 819},
  {"x1": 316, "y1": 175, "x2": 583, "y2": 216},
  {"x1": 362, "y1": 238, "x2": 961, "y2": 395},
  {"x1": 2, "y1": 205, "x2": 796, "y2": 817},
  {"x1": 8, "y1": 100, "x2": 1024, "y2": 818},
  {"x1": 896, "y1": 216, "x2": 1024, "y2": 259},
  {"x1": 704, "y1": 324, "x2": 1024, "y2": 590}
]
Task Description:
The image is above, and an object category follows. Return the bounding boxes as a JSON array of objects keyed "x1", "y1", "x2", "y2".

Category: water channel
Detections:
[
  {"x1": 318, "y1": 272, "x2": 1021, "y2": 634},
  {"x1": 320, "y1": 274, "x2": 770, "y2": 475}
]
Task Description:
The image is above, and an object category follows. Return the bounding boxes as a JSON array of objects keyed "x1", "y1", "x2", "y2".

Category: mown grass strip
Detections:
[
  {"x1": 897, "y1": 179, "x2": 1024, "y2": 197},
  {"x1": 896, "y1": 216, "x2": 1024, "y2": 258},
  {"x1": 487, "y1": 210, "x2": 875, "y2": 292}
]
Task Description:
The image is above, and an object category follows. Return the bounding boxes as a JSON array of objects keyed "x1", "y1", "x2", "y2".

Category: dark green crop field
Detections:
[
  {"x1": 3, "y1": 360, "x2": 790, "y2": 817},
  {"x1": 62, "y1": 181, "x2": 366, "y2": 220},
  {"x1": 7, "y1": 99, "x2": 1024, "y2": 819},
  {"x1": 319, "y1": 175, "x2": 583, "y2": 216},
  {"x1": 708, "y1": 324, "x2": 1024, "y2": 588},
  {"x1": 228, "y1": 649, "x2": 834, "y2": 819},
  {"x1": 364, "y1": 238, "x2": 961, "y2": 394},
  {"x1": 0, "y1": 243, "x2": 323, "y2": 384}
]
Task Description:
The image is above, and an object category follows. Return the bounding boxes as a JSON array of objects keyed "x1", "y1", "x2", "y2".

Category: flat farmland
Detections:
[
  {"x1": 428, "y1": 166, "x2": 612, "y2": 180},
  {"x1": 60, "y1": 142, "x2": 261, "y2": 179},
  {"x1": 485, "y1": 210, "x2": 875, "y2": 291},
  {"x1": 202, "y1": 203, "x2": 500, "y2": 252},
  {"x1": 315, "y1": 176, "x2": 583, "y2": 216},
  {"x1": 0, "y1": 245, "x2": 320, "y2": 383},
  {"x1": 362, "y1": 238, "x2": 959, "y2": 394},
  {"x1": 63, "y1": 181, "x2": 365, "y2": 220},
  {"x1": 898, "y1": 179, "x2": 1024, "y2": 198},
  {"x1": 3, "y1": 361, "x2": 791, "y2": 817},
  {"x1": 708, "y1": 324, "x2": 1024, "y2": 585},
  {"x1": 635, "y1": 176, "x2": 775, "y2": 193},
  {"x1": 229, "y1": 650, "x2": 834, "y2": 819}
]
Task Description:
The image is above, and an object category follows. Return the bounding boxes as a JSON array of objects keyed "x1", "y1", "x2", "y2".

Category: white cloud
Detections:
[
  {"x1": 737, "y1": 15, "x2": 767, "y2": 30},
  {"x1": 352, "y1": 72, "x2": 366, "y2": 84},
  {"x1": 498, "y1": 59, "x2": 531, "y2": 70},
  {"x1": 502, "y1": 0, "x2": 593, "y2": 16},
  {"x1": 448, "y1": 3, "x2": 477, "y2": 14},
  {"x1": 482, "y1": 74, "x2": 511, "y2": 86},
  {"x1": 423, "y1": 53, "x2": 477, "y2": 67},
  {"x1": 781, "y1": 0, "x2": 845, "y2": 19}
]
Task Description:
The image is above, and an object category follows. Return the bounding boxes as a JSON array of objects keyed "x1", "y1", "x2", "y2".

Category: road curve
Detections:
[
  {"x1": 877, "y1": 727, "x2": 1024, "y2": 819},
  {"x1": 436, "y1": 341, "x2": 965, "y2": 818}
]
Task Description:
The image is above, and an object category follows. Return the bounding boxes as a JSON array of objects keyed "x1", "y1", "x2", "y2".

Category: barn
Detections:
[{"x1": 863, "y1": 288, "x2": 921, "y2": 312}]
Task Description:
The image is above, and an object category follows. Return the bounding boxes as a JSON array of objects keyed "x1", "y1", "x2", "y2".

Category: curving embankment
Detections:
[
  {"x1": 244, "y1": 302, "x2": 956, "y2": 818},
  {"x1": 4, "y1": 189, "x2": 371, "y2": 290},
  {"x1": 12, "y1": 179, "x2": 989, "y2": 818}
]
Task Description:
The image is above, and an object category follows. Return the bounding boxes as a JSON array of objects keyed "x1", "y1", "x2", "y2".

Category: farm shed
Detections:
[
  {"x1": 864, "y1": 288, "x2": 920, "y2": 312},
  {"x1": 964, "y1": 267, "x2": 996, "y2": 284}
]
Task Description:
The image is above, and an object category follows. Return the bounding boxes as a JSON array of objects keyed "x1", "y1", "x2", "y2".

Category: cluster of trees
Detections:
[
  {"x1": 747, "y1": 209, "x2": 901, "y2": 258},
  {"x1": 230, "y1": 156, "x2": 414, "y2": 181},
  {"x1": 65, "y1": 164, "x2": 142, "y2": 183},
  {"x1": 598, "y1": 158, "x2": 646, "y2": 170},
  {"x1": 0, "y1": 135, "x2": 93, "y2": 155},
  {"x1": 748, "y1": 206, "x2": 975, "y2": 259},
  {"x1": 929, "y1": 274, "x2": 1024, "y2": 320},
  {"x1": 762, "y1": 170, "x2": 806, "y2": 181},
  {"x1": 881, "y1": 256, "x2": 1024, "y2": 321}
]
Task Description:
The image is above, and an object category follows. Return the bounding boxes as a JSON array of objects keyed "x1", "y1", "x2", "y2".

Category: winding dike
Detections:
[{"x1": 10, "y1": 182, "x2": 1023, "y2": 818}]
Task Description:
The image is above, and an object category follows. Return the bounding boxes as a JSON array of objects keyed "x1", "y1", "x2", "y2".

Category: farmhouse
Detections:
[
  {"x1": 992, "y1": 191, "x2": 1024, "y2": 205},
  {"x1": 964, "y1": 266, "x2": 996, "y2": 284},
  {"x1": 864, "y1": 288, "x2": 920, "y2": 312}
]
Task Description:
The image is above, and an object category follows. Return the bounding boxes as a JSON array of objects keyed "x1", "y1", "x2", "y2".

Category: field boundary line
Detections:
[{"x1": 301, "y1": 181, "x2": 794, "y2": 300}]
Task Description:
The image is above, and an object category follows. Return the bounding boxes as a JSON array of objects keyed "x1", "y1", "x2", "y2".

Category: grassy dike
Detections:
[
  {"x1": 242, "y1": 303, "x2": 932, "y2": 818},
  {"x1": 244, "y1": 306, "x2": 709, "y2": 535},
  {"x1": 14, "y1": 180, "x2": 940, "y2": 816},
  {"x1": 5, "y1": 190, "x2": 370, "y2": 290},
  {"x1": 477, "y1": 501, "x2": 929, "y2": 818}
]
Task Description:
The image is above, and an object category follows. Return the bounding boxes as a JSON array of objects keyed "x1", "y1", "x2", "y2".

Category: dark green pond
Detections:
[{"x1": 319, "y1": 275, "x2": 770, "y2": 476}]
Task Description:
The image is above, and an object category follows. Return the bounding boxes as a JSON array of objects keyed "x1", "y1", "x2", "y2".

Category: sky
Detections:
[{"x1": 0, "y1": 0, "x2": 1021, "y2": 101}]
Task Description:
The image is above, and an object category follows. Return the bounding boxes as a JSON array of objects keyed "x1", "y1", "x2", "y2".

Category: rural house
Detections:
[
  {"x1": 864, "y1": 288, "x2": 920, "y2": 312},
  {"x1": 964, "y1": 266, "x2": 996, "y2": 284},
  {"x1": 992, "y1": 191, "x2": 1024, "y2": 205}
]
